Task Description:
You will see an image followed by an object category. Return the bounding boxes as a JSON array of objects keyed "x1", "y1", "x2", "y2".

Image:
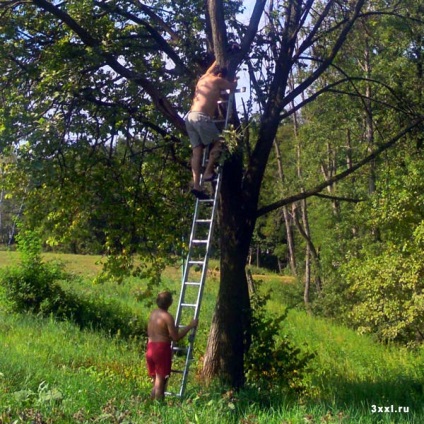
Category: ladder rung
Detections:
[
  {"x1": 181, "y1": 303, "x2": 197, "y2": 308},
  {"x1": 184, "y1": 281, "x2": 201, "y2": 286},
  {"x1": 188, "y1": 260, "x2": 205, "y2": 265},
  {"x1": 171, "y1": 369, "x2": 184, "y2": 374},
  {"x1": 177, "y1": 324, "x2": 186, "y2": 328},
  {"x1": 192, "y1": 239, "x2": 208, "y2": 244},
  {"x1": 165, "y1": 391, "x2": 182, "y2": 397},
  {"x1": 172, "y1": 346, "x2": 188, "y2": 352},
  {"x1": 196, "y1": 219, "x2": 212, "y2": 223},
  {"x1": 219, "y1": 87, "x2": 245, "y2": 95}
]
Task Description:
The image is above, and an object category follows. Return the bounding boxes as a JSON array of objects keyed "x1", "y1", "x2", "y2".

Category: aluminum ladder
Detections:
[{"x1": 165, "y1": 90, "x2": 236, "y2": 398}]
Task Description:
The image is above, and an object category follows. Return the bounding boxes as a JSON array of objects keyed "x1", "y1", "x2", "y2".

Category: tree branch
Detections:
[
  {"x1": 281, "y1": 0, "x2": 367, "y2": 110},
  {"x1": 256, "y1": 118, "x2": 424, "y2": 217},
  {"x1": 130, "y1": 0, "x2": 180, "y2": 43},
  {"x1": 296, "y1": 0, "x2": 333, "y2": 55},
  {"x1": 313, "y1": 193, "x2": 363, "y2": 203},
  {"x1": 31, "y1": 0, "x2": 186, "y2": 131},
  {"x1": 233, "y1": 0, "x2": 267, "y2": 71},
  {"x1": 280, "y1": 73, "x2": 415, "y2": 122},
  {"x1": 93, "y1": 1, "x2": 189, "y2": 75}
]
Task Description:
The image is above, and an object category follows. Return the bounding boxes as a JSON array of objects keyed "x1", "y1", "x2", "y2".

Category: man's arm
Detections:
[
  {"x1": 204, "y1": 60, "x2": 218, "y2": 75},
  {"x1": 217, "y1": 76, "x2": 237, "y2": 92},
  {"x1": 166, "y1": 314, "x2": 198, "y2": 342}
]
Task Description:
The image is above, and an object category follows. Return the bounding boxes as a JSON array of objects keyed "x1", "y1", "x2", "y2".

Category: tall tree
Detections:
[{"x1": 0, "y1": 0, "x2": 423, "y2": 387}]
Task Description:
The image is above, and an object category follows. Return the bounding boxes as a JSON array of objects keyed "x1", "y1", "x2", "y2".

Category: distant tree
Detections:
[
  {"x1": 0, "y1": 154, "x2": 22, "y2": 245},
  {"x1": 341, "y1": 147, "x2": 424, "y2": 343},
  {"x1": 274, "y1": 0, "x2": 424, "y2": 340}
]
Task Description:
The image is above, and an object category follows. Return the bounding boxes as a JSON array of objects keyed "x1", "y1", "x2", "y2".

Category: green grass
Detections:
[
  {"x1": 0, "y1": 250, "x2": 104, "y2": 276},
  {"x1": 0, "y1": 252, "x2": 423, "y2": 423},
  {"x1": 284, "y1": 309, "x2": 423, "y2": 405}
]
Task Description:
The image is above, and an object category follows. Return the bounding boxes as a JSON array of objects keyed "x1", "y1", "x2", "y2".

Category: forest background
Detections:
[{"x1": 0, "y1": 0, "x2": 424, "y2": 416}]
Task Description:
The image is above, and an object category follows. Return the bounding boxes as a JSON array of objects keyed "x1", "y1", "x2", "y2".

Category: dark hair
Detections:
[
  {"x1": 211, "y1": 65, "x2": 228, "y2": 78},
  {"x1": 156, "y1": 291, "x2": 173, "y2": 310}
]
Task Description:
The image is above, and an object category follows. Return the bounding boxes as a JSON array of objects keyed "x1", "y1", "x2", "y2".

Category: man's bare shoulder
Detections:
[
  {"x1": 196, "y1": 74, "x2": 216, "y2": 87},
  {"x1": 150, "y1": 308, "x2": 173, "y2": 321}
]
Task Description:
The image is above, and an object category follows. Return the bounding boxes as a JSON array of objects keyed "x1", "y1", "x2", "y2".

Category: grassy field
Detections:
[
  {"x1": 0, "y1": 250, "x2": 104, "y2": 276},
  {"x1": 0, "y1": 251, "x2": 423, "y2": 423}
]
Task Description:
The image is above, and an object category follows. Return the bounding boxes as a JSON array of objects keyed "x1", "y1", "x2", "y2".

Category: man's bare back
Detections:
[
  {"x1": 190, "y1": 62, "x2": 237, "y2": 117},
  {"x1": 147, "y1": 308, "x2": 175, "y2": 343},
  {"x1": 147, "y1": 293, "x2": 197, "y2": 343},
  {"x1": 191, "y1": 75, "x2": 231, "y2": 117}
]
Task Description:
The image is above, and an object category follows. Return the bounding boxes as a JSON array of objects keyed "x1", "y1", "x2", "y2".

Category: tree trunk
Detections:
[
  {"x1": 207, "y1": 0, "x2": 228, "y2": 66},
  {"x1": 293, "y1": 199, "x2": 323, "y2": 295},
  {"x1": 320, "y1": 142, "x2": 340, "y2": 216},
  {"x1": 274, "y1": 141, "x2": 297, "y2": 275},
  {"x1": 304, "y1": 237, "x2": 312, "y2": 313},
  {"x1": 246, "y1": 268, "x2": 256, "y2": 294},
  {"x1": 202, "y1": 153, "x2": 253, "y2": 388},
  {"x1": 364, "y1": 40, "x2": 376, "y2": 196}
]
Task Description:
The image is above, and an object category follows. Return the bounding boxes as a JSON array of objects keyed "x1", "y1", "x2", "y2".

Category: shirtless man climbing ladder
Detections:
[{"x1": 185, "y1": 61, "x2": 237, "y2": 200}]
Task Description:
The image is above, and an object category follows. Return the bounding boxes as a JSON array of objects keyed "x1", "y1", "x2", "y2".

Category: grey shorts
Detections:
[{"x1": 185, "y1": 111, "x2": 220, "y2": 148}]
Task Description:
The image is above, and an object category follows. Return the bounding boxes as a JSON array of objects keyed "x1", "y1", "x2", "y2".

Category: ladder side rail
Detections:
[
  {"x1": 192, "y1": 170, "x2": 222, "y2": 322},
  {"x1": 177, "y1": 171, "x2": 222, "y2": 349},
  {"x1": 176, "y1": 144, "x2": 222, "y2": 327},
  {"x1": 223, "y1": 92, "x2": 234, "y2": 129},
  {"x1": 174, "y1": 211, "x2": 198, "y2": 327},
  {"x1": 178, "y1": 339, "x2": 195, "y2": 397},
  {"x1": 173, "y1": 170, "x2": 223, "y2": 398},
  {"x1": 174, "y1": 194, "x2": 206, "y2": 329}
]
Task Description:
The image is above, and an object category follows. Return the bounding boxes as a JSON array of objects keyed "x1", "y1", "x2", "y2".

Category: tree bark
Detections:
[
  {"x1": 304, "y1": 235, "x2": 312, "y2": 312},
  {"x1": 202, "y1": 154, "x2": 253, "y2": 387},
  {"x1": 207, "y1": 0, "x2": 228, "y2": 66}
]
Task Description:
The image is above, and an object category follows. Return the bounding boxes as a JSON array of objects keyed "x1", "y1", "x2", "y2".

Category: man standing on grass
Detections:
[
  {"x1": 185, "y1": 60, "x2": 237, "y2": 200},
  {"x1": 146, "y1": 291, "x2": 198, "y2": 400}
]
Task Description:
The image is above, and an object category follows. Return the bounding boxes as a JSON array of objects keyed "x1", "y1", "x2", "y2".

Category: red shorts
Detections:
[{"x1": 146, "y1": 341, "x2": 172, "y2": 378}]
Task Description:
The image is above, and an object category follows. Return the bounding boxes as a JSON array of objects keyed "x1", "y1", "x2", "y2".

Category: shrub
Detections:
[
  {"x1": 0, "y1": 230, "x2": 72, "y2": 315},
  {"x1": 0, "y1": 230, "x2": 145, "y2": 339},
  {"x1": 244, "y1": 288, "x2": 315, "y2": 395}
]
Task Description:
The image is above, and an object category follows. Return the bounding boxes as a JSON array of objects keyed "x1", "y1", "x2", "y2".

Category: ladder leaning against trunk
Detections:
[{"x1": 165, "y1": 88, "x2": 242, "y2": 398}]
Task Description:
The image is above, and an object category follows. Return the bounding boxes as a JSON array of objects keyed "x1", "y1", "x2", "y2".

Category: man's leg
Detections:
[
  {"x1": 191, "y1": 145, "x2": 204, "y2": 191},
  {"x1": 204, "y1": 140, "x2": 222, "y2": 180},
  {"x1": 152, "y1": 374, "x2": 167, "y2": 400}
]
